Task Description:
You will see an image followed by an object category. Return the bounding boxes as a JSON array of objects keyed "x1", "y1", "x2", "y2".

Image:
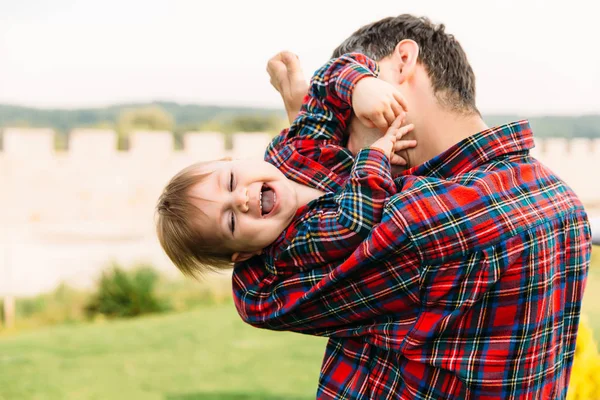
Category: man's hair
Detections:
[
  {"x1": 155, "y1": 161, "x2": 232, "y2": 279},
  {"x1": 333, "y1": 14, "x2": 478, "y2": 114}
]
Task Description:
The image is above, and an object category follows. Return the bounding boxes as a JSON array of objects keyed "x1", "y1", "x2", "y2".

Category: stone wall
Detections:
[{"x1": 0, "y1": 128, "x2": 598, "y2": 295}]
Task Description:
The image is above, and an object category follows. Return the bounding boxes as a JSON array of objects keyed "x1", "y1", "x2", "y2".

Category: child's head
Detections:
[{"x1": 156, "y1": 158, "x2": 299, "y2": 278}]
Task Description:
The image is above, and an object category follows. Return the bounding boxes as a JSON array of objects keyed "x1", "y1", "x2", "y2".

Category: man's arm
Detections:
[
  {"x1": 232, "y1": 173, "x2": 515, "y2": 336},
  {"x1": 233, "y1": 205, "x2": 422, "y2": 336}
]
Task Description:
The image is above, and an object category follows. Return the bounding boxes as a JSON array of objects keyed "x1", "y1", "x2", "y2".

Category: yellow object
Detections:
[{"x1": 567, "y1": 316, "x2": 600, "y2": 400}]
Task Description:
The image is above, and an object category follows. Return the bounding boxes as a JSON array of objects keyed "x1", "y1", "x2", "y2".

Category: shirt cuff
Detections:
[
  {"x1": 352, "y1": 148, "x2": 392, "y2": 181},
  {"x1": 335, "y1": 62, "x2": 378, "y2": 106}
]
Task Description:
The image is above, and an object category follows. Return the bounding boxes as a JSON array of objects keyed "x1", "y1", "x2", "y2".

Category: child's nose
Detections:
[{"x1": 234, "y1": 187, "x2": 249, "y2": 212}]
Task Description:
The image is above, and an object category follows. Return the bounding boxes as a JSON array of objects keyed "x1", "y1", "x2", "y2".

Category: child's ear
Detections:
[{"x1": 231, "y1": 250, "x2": 262, "y2": 263}]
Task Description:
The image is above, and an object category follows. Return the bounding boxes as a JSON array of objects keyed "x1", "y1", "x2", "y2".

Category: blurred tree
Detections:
[
  {"x1": 196, "y1": 114, "x2": 287, "y2": 150},
  {"x1": 84, "y1": 120, "x2": 115, "y2": 129},
  {"x1": 228, "y1": 114, "x2": 285, "y2": 133},
  {"x1": 116, "y1": 105, "x2": 174, "y2": 150},
  {"x1": 199, "y1": 114, "x2": 287, "y2": 134}
]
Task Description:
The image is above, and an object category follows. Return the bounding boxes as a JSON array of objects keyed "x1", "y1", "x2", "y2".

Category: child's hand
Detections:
[
  {"x1": 352, "y1": 77, "x2": 408, "y2": 133},
  {"x1": 267, "y1": 51, "x2": 309, "y2": 124},
  {"x1": 370, "y1": 115, "x2": 416, "y2": 166}
]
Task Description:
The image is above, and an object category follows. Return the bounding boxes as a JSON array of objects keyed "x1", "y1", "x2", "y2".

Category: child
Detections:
[{"x1": 156, "y1": 53, "x2": 415, "y2": 277}]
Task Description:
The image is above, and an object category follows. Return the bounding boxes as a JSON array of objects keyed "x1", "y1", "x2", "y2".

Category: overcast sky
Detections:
[{"x1": 1, "y1": 0, "x2": 598, "y2": 115}]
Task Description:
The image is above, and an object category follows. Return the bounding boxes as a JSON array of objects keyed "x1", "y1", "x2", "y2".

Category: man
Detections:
[{"x1": 233, "y1": 15, "x2": 591, "y2": 399}]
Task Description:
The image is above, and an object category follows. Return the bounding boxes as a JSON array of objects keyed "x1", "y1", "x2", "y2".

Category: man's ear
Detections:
[
  {"x1": 231, "y1": 250, "x2": 262, "y2": 263},
  {"x1": 392, "y1": 39, "x2": 419, "y2": 84}
]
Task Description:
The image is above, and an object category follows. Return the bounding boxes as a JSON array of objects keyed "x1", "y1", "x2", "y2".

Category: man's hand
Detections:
[
  {"x1": 370, "y1": 114, "x2": 415, "y2": 166},
  {"x1": 266, "y1": 51, "x2": 309, "y2": 124},
  {"x1": 352, "y1": 77, "x2": 408, "y2": 133}
]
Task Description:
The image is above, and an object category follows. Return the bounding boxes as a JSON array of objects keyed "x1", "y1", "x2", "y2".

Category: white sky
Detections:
[{"x1": 0, "y1": 0, "x2": 598, "y2": 115}]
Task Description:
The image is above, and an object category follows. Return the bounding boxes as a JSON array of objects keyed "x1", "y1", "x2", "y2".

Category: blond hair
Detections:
[{"x1": 155, "y1": 161, "x2": 232, "y2": 278}]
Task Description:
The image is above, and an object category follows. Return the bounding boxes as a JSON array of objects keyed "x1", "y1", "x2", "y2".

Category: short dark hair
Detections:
[{"x1": 333, "y1": 14, "x2": 478, "y2": 114}]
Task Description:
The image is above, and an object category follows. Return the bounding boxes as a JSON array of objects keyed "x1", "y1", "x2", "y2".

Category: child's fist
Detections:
[{"x1": 352, "y1": 77, "x2": 408, "y2": 133}]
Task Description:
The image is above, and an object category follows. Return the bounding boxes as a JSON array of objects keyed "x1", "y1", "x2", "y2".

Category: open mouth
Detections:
[{"x1": 259, "y1": 184, "x2": 276, "y2": 216}]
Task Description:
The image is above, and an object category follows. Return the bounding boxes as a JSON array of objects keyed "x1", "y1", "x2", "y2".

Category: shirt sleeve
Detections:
[
  {"x1": 275, "y1": 147, "x2": 396, "y2": 270},
  {"x1": 265, "y1": 53, "x2": 378, "y2": 162},
  {"x1": 232, "y1": 175, "x2": 496, "y2": 336},
  {"x1": 232, "y1": 209, "x2": 421, "y2": 337}
]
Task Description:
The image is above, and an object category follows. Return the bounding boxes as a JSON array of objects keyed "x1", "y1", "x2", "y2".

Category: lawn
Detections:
[
  {"x1": 0, "y1": 303, "x2": 326, "y2": 400},
  {"x1": 1, "y1": 249, "x2": 598, "y2": 400}
]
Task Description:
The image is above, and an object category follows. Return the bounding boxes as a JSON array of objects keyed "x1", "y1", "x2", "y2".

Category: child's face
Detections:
[{"x1": 189, "y1": 159, "x2": 299, "y2": 262}]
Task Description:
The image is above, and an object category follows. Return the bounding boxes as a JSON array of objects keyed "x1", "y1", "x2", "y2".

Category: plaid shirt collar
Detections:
[
  {"x1": 402, "y1": 120, "x2": 534, "y2": 179},
  {"x1": 266, "y1": 143, "x2": 346, "y2": 193}
]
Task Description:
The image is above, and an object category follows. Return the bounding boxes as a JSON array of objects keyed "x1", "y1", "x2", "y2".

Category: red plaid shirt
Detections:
[
  {"x1": 260, "y1": 53, "x2": 398, "y2": 274},
  {"x1": 233, "y1": 55, "x2": 592, "y2": 399}
]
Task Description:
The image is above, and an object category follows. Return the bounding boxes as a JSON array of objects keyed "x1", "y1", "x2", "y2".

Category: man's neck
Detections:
[{"x1": 407, "y1": 108, "x2": 488, "y2": 168}]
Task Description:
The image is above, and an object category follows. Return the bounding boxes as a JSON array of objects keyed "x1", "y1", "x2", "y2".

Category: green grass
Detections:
[
  {"x1": 1, "y1": 249, "x2": 598, "y2": 400},
  {"x1": 0, "y1": 303, "x2": 326, "y2": 400}
]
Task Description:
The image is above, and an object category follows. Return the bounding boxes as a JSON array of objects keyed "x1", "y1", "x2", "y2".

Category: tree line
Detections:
[{"x1": 1, "y1": 101, "x2": 599, "y2": 149}]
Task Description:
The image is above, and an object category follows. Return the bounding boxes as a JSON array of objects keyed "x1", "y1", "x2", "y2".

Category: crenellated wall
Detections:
[
  {"x1": 0, "y1": 127, "x2": 598, "y2": 295},
  {"x1": 0, "y1": 128, "x2": 270, "y2": 225}
]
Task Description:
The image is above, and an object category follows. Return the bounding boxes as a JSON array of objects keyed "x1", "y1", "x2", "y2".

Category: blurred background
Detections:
[{"x1": 1, "y1": 0, "x2": 599, "y2": 399}]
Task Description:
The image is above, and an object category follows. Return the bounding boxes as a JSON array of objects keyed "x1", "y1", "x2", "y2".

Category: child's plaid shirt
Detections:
[
  {"x1": 233, "y1": 54, "x2": 592, "y2": 399},
  {"x1": 260, "y1": 53, "x2": 394, "y2": 274}
]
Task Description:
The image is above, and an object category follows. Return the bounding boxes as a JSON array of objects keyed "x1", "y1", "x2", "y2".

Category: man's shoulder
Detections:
[{"x1": 386, "y1": 157, "x2": 586, "y2": 262}]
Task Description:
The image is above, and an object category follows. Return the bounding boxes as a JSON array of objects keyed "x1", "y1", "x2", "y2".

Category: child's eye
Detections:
[
  {"x1": 230, "y1": 212, "x2": 235, "y2": 234},
  {"x1": 229, "y1": 171, "x2": 234, "y2": 191}
]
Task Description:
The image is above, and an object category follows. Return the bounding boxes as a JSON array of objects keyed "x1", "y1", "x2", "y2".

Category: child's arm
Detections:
[
  {"x1": 276, "y1": 119, "x2": 414, "y2": 269},
  {"x1": 266, "y1": 52, "x2": 411, "y2": 173},
  {"x1": 337, "y1": 116, "x2": 414, "y2": 236},
  {"x1": 266, "y1": 52, "x2": 409, "y2": 155},
  {"x1": 268, "y1": 53, "x2": 404, "y2": 148}
]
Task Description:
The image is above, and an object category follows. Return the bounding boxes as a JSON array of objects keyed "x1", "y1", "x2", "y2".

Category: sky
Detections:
[{"x1": 0, "y1": 0, "x2": 598, "y2": 115}]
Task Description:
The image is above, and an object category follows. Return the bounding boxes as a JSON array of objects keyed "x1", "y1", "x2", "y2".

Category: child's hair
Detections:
[{"x1": 155, "y1": 161, "x2": 233, "y2": 279}]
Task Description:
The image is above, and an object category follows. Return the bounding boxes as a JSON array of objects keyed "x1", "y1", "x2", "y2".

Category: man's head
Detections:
[
  {"x1": 333, "y1": 14, "x2": 478, "y2": 115},
  {"x1": 156, "y1": 158, "x2": 299, "y2": 278}
]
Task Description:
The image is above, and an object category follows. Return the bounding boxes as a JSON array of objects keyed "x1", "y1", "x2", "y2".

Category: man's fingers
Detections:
[{"x1": 394, "y1": 139, "x2": 417, "y2": 152}]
